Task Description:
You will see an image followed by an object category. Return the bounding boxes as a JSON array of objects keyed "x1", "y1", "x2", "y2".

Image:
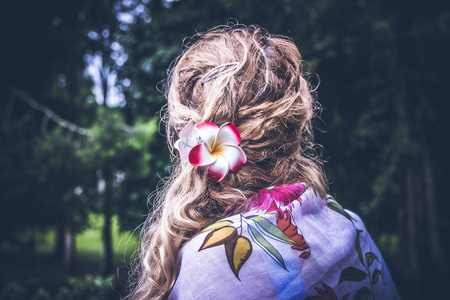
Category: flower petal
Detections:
[
  {"x1": 207, "y1": 154, "x2": 229, "y2": 182},
  {"x1": 178, "y1": 119, "x2": 197, "y2": 140},
  {"x1": 176, "y1": 119, "x2": 203, "y2": 160},
  {"x1": 216, "y1": 144, "x2": 247, "y2": 172},
  {"x1": 215, "y1": 123, "x2": 241, "y2": 146},
  {"x1": 174, "y1": 139, "x2": 181, "y2": 151},
  {"x1": 196, "y1": 122, "x2": 219, "y2": 149},
  {"x1": 189, "y1": 142, "x2": 217, "y2": 166}
]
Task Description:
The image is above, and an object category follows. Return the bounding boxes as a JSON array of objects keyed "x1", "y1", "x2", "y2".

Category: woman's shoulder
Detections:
[
  {"x1": 169, "y1": 212, "x2": 280, "y2": 300},
  {"x1": 169, "y1": 186, "x2": 400, "y2": 300}
]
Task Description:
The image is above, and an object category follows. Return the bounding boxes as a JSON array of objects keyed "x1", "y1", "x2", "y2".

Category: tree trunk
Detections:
[
  {"x1": 404, "y1": 159, "x2": 419, "y2": 282},
  {"x1": 423, "y1": 149, "x2": 443, "y2": 263},
  {"x1": 101, "y1": 173, "x2": 114, "y2": 275},
  {"x1": 25, "y1": 227, "x2": 36, "y2": 267},
  {"x1": 99, "y1": 39, "x2": 114, "y2": 275},
  {"x1": 102, "y1": 200, "x2": 114, "y2": 275},
  {"x1": 54, "y1": 221, "x2": 65, "y2": 260},
  {"x1": 63, "y1": 225, "x2": 76, "y2": 274},
  {"x1": 394, "y1": 82, "x2": 421, "y2": 287}
]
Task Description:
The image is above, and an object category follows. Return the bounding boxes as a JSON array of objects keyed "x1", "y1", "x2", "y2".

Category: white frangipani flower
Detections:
[{"x1": 174, "y1": 120, "x2": 247, "y2": 182}]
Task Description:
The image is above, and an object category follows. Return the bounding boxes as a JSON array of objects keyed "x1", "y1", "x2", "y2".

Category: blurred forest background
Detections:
[{"x1": 1, "y1": 0, "x2": 449, "y2": 299}]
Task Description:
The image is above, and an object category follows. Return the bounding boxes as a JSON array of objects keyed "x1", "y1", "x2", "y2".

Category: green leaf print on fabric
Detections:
[
  {"x1": 248, "y1": 223, "x2": 286, "y2": 269},
  {"x1": 354, "y1": 287, "x2": 372, "y2": 300},
  {"x1": 372, "y1": 269, "x2": 382, "y2": 284},
  {"x1": 339, "y1": 267, "x2": 368, "y2": 284},
  {"x1": 253, "y1": 216, "x2": 297, "y2": 245},
  {"x1": 326, "y1": 197, "x2": 355, "y2": 224},
  {"x1": 355, "y1": 229, "x2": 364, "y2": 266},
  {"x1": 365, "y1": 252, "x2": 380, "y2": 268},
  {"x1": 304, "y1": 283, "x2": 349, "y2": 300},
  {"x1": 318, "y1": 198, "x2": 385, "y2": 300}
]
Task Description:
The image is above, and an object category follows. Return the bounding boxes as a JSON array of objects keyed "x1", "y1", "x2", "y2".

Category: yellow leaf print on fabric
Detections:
[
  {"x1": 225, "y1": 236, "x2": 252, "y2": 280},
  {"x1": 200, "y1": 220, "x2": 233, "y2": 233},
  {"x1": 199, "y1": 226, "x2": 237, "y2": 251}
]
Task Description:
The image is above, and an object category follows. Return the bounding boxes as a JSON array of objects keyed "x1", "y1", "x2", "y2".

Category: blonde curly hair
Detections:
[{"x1": 130, "y1": 24, "x2": 327, "y2": 299}]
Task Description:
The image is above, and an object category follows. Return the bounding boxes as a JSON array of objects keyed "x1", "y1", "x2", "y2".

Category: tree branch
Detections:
[{"x1": 10, "y1": 87, "x2": 93, "y2": 137}]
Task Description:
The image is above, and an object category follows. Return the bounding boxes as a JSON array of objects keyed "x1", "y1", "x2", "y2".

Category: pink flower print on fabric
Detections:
[
  {"x1": 249, "y1": 183, "x2": 306, "y2": 213},
  {"x1": 174, "y1": 120, "x2": 247, "y2": 182}
]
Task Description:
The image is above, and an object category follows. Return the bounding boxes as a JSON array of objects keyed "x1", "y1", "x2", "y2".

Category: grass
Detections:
[
  {"x1": 76, "y1": 214, "x2": 139, "y2": 263},
  {"x1": 0, "y1": 214, "x2": 139, "y2": 289},
  {"x1": 33, "y1": 214, "x2": 139, "y2": 263}
]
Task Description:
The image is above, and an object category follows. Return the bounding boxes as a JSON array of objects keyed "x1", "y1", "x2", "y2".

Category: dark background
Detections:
[{"x1": 1, "y1": 0, "x2": 449, "y2": 299}]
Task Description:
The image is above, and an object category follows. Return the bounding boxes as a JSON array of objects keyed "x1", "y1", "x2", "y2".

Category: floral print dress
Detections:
[{"x1": 168, "y1": 183, "x2": 400, "y2": 300}]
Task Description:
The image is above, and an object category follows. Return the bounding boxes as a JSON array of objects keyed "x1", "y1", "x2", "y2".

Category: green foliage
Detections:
[
  {"x1": 75, "y1": 214, "x2": 138, "y2": 259},
  {"x1": 0, "y1": 276, "x2": 117, "y2": 300}
]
